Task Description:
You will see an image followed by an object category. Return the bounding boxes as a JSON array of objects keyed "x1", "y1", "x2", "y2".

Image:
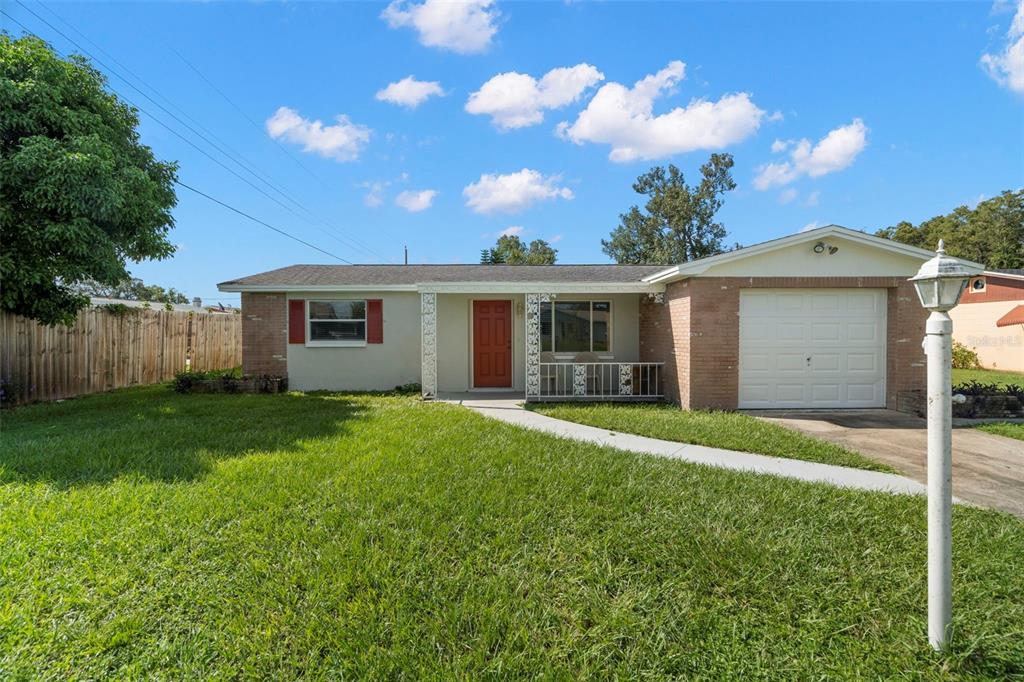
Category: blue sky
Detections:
[{"x1": 6, "y1": 0, "x2": 1023, "y2": 305}]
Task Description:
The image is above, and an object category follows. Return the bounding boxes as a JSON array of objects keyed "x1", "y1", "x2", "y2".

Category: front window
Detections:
[
  {"x1": 308, "y1": 300, "x2": 366, "y2": 343},
  {"x1": 540, "y1": 301, "x2": 610, "y2": 353}
]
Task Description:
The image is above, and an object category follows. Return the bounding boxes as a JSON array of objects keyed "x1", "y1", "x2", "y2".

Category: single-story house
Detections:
[
  {"x1": 218, "y1": 225, "x2": 984, "y2": 410},
  {"x1": 949, "y1": 268, "x2": 1024, "y2": 371}
]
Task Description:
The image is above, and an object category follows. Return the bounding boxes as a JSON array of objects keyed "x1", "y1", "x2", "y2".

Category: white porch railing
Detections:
[{"x1": 535, "y1": 362, "x2": 664, "y2": 401}]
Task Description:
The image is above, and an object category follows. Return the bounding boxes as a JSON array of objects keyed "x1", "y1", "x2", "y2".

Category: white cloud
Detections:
[
  {"x1": 557, "y1": 61, "x2": 765, "y2": 162},
  {"x1": 800, "y1": 221, "x2": 821, "y2": 233},
  {"x1": 395, "y1": 189, "x2": 437, "y2": 212},
  {"x1": 767, "y1": 110, "x2": 784, "y2": 123},
  {"x1": 753, "y1": 118, "x2": 868, "y2": 190},
  {"x1": 778, "y1": 188, "x2": 798, "y2": 204},
  {"x1": 376, "y1": 76, "x2": 445, "y2": 108},
  {"x1": 498, "y1": 226, "x2": 524, "y2": 237},
  {"x1": 381, "y1": 0, "x2": 498, "y2": 54},
  {"x1": 981, "y1": 0, "x2": 1024, "y2": 93},
  {"x1": 266, "y1": 107, "x2": 371, "y2": 162},
  {"x1": 548, "y1": 234, "x2": 564, "y2": 243},
  {"x1": 770, "y1": 138, "x2": 791, "y2": 153},
  {"x1": 361, "y1": 180, "x2": 388, "y2": 207},
  {"x1": 463, "y1": 168, "x2": 573, "y2": 214},
  {"x1": 804, "y1": 190, "x2": 821, "y2": 207},
  {"x1": 466, "y1": 64, "x2": 604, "y2": 130}
]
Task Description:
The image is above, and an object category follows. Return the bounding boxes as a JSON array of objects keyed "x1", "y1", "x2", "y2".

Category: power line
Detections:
[
  {"x1": 164, "y1": 39, "x2": 409, "y2": 252},
  {"x1": 1, "y1": 11, "x2": 349, "y2": 264},
  {"x1": 175, "y1": 180, "x2": 350, "y2": 263},
  {"x1": 12, "y1": 2, "x2": 395, "y2": 263},
  {"x1": 169, "y1": 46, "x2": 330, "y2": 190}
]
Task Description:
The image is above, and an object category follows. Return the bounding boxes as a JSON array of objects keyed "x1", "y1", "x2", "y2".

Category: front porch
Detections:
[{"x1": 419, "y1": 289, "x2": 665, "y2": 403}]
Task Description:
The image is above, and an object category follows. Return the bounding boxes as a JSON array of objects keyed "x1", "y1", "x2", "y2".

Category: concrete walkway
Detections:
[
  {"x1": 752, "y1": 409, "x2": 1023, "y2": 517},
  {"x1": 443, "y1": 396, "x2": 929, "y2": 498}
]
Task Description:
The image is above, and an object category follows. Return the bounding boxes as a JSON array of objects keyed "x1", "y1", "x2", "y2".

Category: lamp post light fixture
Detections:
[{"x1": 908, "y1": 239, "x2": 981, "y2": 652}]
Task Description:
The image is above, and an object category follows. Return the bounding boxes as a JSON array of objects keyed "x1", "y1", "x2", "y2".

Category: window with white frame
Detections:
[
  {"x1": 308, "y1": 300, "x2": 366, "y2": 344},
  {"x1": 540, "y1": 301, "x2": 610, "y2": 353}
]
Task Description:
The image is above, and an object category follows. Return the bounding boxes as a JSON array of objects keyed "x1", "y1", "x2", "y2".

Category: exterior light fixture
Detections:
[
  {"x1": 813, "y1": 242, "x2": 826, "y2": 254},
  {"x1": 908, "y1": 239, "x2": 981, "y2": 652}
]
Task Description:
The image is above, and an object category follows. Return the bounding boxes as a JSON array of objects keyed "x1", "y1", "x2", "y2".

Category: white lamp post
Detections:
[{"x1": 908, "y1": 239, "x2": 979, "y2": 651}]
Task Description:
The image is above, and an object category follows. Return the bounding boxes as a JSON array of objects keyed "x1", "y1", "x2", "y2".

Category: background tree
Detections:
[
  {"x1": 876, "y1": 190, "x2": 1023, "y2": 268},
  {"x1": 0, "y1": 34, "x2": 178, "y2": 325},
  {"x1": 602, "y1": 154, "x2": 736, "y2": 264},
  {"x1": 75, "y1": 277, "x2": 190, "y2": 304},
  {"x1": 480, "y1": 235, "x2": 558, "y2": 264}
]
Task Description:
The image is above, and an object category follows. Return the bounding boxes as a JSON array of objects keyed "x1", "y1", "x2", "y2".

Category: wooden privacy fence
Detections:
[{"x1": 0, "y1": 307, "x2": 242, "y2": 405}]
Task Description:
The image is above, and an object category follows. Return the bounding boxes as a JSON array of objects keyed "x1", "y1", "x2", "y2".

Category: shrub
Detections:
[
  {"x1": 173, "y1": 366, "x2": 243, "y2": 394},
  {"x1": 951, "y1": 341, "x2": 981, "y2": 369},
  {"x1": 952, "y1": 380, "x2": 1024, "y2": 397},
  {"x1": 393, "y1": 382, "x2": 422, "y2": 395}
]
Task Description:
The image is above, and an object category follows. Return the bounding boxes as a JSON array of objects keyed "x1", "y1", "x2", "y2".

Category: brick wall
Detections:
[
  {"x1": 241, "y1": 292, "x2": 288, "y2": 377},
  {"x1": 640, "y1": 277, "x2": 928, "y2": 410},
  {"x1": 961, "y1": 275, "x2": 1024, "y2": 304},
  {"x1": 640, "y1": 287, "x2": 689, "y2": 404}
]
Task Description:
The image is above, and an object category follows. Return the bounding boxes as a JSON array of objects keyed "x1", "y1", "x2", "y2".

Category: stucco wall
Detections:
[
  {"x1": 286, "y1": 291, "x2": 422, "y2": 391},
  {"x1": 950, "y1": 300, "x2": 1024, "y2": 372}
]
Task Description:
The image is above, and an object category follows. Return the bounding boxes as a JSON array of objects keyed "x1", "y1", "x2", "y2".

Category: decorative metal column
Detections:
[
  {"x1": 525, "y1": 293, "x2": 550, "y2": 399},
  {"x1": 420, "y1": 292, "x2": 437, "y2": 399}
]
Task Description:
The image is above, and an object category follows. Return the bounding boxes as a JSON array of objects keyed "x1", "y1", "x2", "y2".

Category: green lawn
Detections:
[
  {"x1": 529, "y1": 402, "x2": 890, "y2": 472},
  {"x1": 952, "y1": 367, "x2": 1024, "y2": 388},
  {"x1": 976, "y1": 422, "x2": 1024, "y2": 441},
  {"x1": 2, "y1": 387, "x2": 1023, "y2": 678}
]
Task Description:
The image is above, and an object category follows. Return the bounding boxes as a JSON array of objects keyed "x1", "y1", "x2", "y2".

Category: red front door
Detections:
[{"x1": 473, "y1": 300, "x2": 512, "y2": 388}]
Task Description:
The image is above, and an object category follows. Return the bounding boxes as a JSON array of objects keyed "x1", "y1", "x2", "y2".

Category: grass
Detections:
[
  {"x1": 976, "y1": 422, "x2": 1024, "y2": 441},
  {"x1": 952, "y1": 367, "x2": 1024, "y2": 388},
  {"x1": 2, "y1": 387, "x2": 1023, "y2": 678},
  {"x1": 529, "y1": 402, "x2": 890, "y2": 472}
]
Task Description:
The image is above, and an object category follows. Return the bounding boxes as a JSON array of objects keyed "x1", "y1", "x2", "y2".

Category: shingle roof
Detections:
[
  {"x1": 991, "y1": 268, "x2": 1024, "y2": 277},
  {"x1": 219, "y1": 264, "x2": 669, "y2": 287}
]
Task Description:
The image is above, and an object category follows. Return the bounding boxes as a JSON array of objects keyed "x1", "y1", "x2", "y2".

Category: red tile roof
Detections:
[{"x1": 996, "y1": 305, "x2": 1024, "y2": 327}]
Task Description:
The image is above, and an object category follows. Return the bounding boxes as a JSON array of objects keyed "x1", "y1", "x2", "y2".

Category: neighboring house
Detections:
[
  {"x1": 949, "y1": 269, "x2": 1024, "y2": 372},
  {"x1": 89, "y1": 297, "x2": 238, "y2": 314},
  {"x1": 218, "y1": 225, "x2": 983, "y2": 410}
]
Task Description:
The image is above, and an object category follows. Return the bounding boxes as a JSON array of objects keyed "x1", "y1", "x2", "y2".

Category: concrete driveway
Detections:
[{"x1": 750, "y1": 409, "x2": 1024, "y2": 517}]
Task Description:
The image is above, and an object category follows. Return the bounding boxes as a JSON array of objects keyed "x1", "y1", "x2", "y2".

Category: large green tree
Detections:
[
  {"x1": 876, "y1": 190, "x2": 1023, "y2": 268},
  {"x1": 480, "y1": 235, "x2": 558, "y2": 264},
  {"x1": 602, "y1": 154, "x2": 736, "y2": 264},
  {"x1": 0, "y1": 34, "x2": 178, "y2": 325}
]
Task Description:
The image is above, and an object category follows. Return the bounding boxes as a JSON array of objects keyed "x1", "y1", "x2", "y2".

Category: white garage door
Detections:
[{"x1": 739, "y1": 289, "x2": 887, "y2": 409}]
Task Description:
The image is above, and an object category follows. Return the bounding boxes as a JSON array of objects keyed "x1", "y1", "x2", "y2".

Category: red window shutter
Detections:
[
  {"x1": 367, "y1": 299, "x2": 383, "y2": 344},
  {"x1": 288, "y1": 300, "x2": 305, "y2": 344}
]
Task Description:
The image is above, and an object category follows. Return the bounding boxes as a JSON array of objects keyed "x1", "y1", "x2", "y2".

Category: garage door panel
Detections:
[
  {"x1": 811, "y1": 354, "x2": 841, "y2": 371},
  {"x1": 847, "y1": 353, "x2": 877, "y2": 372},
  {"x1": 776, "y1": 354, "x2": 805, "y2": 371},
  {"x1": 742, "y1": 353, "x2": 771, "y2": 371},
  {"x1": 847, "y1": 383, "x2": 879, "y2": 402},
  {"x1": 776, "y1": 384, "x2": 806, "y2": 402},
  {"x1": 777, "y1": 323, "x2": 805, "y2": 341},
  {"x1": 847, "y1": 322, "x2": 878, "y2": 342},
  {"x1": 739, "y1": 289, "x2": 886, "y2": 409},
  {"x1": 741, "y1": 384, "x2": 772, "y2": 404},
  {"x1": 811, "y1": 384, "x2": 841, "y2": 403},
  {"x1": 811, "y1": 322, "x2": 842, "y2": 342}
]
